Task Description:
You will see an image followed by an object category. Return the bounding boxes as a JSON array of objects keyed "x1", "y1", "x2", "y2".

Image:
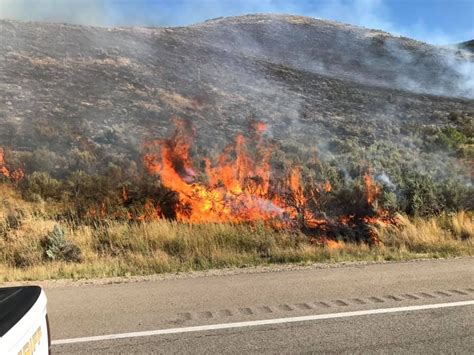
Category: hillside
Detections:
[
  {"x1": 0, "y1": 14, "x2": 473, "y2": 280},
  {"x1": 457, "y1": 40, "x2": 474, "y2": 53},
  {"x1": 0, "y1": 14, "x2": 472, "y2": 166},
  {"x1": 0, "y1": 14, "x2": 471, "y2": 212}
]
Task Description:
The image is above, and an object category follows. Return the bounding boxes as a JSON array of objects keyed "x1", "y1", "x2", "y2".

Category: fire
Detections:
[
  {"x1": 0, "y1": 119, "x2": 395, "y2": 245},
  {"x1": 141, "y1": 118, "x2": 397, "y2": 245},
  {"x1": 323, "y1": 180, "x2": 332, "y2": 193},
  {"x1": 0, "y1": 148, "x2": 9, "y2": 177},
  {"x1": 137, "y1": 200, "x2": 162, "y2": 222},
  {"x1": 325, "y1": 239, "x2": 344, "y2": 249},
  {"x1": 143, "y1": 119, "x2": 321, "y2": 225},
  {"x1": 86, "y1": 202, "x2": 107, "y2": 219},
  {"x1": 364, "y1": 171, "x2": 380, "y2": 206},
  {"x1": 0, "y1": 148, "x2": 24, "y2": 182}
]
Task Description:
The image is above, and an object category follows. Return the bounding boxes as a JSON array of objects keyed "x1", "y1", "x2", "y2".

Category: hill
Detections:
[
  {"x1": 0, "y1": 14, "x2": 472, "y2": 216},
  {"x1": 0, "y1": 14, "x2": 473, "y2": 280},
  {"x1": 456, "y1": 40, "x2": 474, "y2": 53}
]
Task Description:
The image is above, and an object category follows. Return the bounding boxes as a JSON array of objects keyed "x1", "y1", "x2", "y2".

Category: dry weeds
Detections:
[{"x1": 1, "y1": 183, "x2": 471, "y2": 282}]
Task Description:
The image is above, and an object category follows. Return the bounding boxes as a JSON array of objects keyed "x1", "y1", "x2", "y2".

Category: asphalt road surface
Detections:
[{"x1": 44, "y1": 258, "x2": 473, "y2": 354}]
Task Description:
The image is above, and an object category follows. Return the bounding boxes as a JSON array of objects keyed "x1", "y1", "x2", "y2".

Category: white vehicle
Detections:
[{"x1": 0, "y1": 286, "x2": 50, "y2": 354}]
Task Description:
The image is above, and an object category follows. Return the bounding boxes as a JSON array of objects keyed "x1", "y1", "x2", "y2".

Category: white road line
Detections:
[{"x1": 52, "y1": 300, "x2": 474, "y2": 345}]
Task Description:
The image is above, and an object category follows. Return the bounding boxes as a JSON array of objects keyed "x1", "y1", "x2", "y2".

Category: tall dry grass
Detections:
[
  {"x1": 0, "y1": 184, "x2": 472, "y2": 281},
  {"x1": 376, "y1": 212, "x2": 473, "y2": 256}
]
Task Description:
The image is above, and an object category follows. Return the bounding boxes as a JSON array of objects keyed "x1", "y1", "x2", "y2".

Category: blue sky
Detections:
[{"x1": 0, "y1": 0, "x2": 472, "y2": 44}]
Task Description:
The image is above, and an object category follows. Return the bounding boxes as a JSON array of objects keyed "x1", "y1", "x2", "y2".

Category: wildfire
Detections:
[
  {"x1": 0, "y1": 148, "x2": 24, "y2": 182},
  {"x1": 0, "y1": 119, "x2": 394, "y2": 245},
  {"x1": 143, "y1": 119, "x2": 324, "y2": 226},
  {"x1": 140, "y1": 118, "x2": 400, "y2": 246},
  {"x1": 364, "y1": 171, "x2": 380, "y2": 206}
]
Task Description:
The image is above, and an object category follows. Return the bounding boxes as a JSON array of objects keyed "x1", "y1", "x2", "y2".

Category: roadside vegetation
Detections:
[{"x1": 0, "y1": 182, "x2": 472, "y2": 282}]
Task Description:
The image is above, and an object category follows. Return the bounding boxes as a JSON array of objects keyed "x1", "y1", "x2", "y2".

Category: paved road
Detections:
[{"x1": 45, "y1": 258, "x2": 473, "y2": 354}]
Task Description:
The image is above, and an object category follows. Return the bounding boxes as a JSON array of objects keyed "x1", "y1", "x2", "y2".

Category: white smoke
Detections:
[
  {"x1": 375, "y1": 172, "x2": 396, "y2": 190},
  {"x1": 442, "y1": 49, "x2": 474, "y2": 98}
]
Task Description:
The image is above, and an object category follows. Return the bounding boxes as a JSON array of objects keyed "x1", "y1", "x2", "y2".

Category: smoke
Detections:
[
  {"x1": 0, "y1": 0, "x2": 299, "y2": 27},
  {"x1": 311, "y1": 0, "x2": 392, "y2": 35},
  {"x1": 4, "y1": 1, "x2": 471, "y2": 98},
  {"x1": 442, "y1": 49, "x2": 474, "y2": 98},
  {"x1": 377, "y1": 37, "x2": 474, "y2": 99},
  {"x1": 0, "y1": 1, "x2": 471, "y2": 215},
  {"x1": 192, "y1": 13, "x2": 474, "y2": 99},
  {"x1": 312, "y1": 0, "x2": 474, "y2": 46},
  {"x1": 375, "y1": 172, "x2": 395, "y2": 190}
]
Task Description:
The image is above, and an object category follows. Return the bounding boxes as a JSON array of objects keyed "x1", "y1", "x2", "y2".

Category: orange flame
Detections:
[
  {"x1": 143, "y1": 119, "x2": 320, "y2": 225},
  {"x1": 0, "y1": 148, "x2": 9, "y2": 177},
  {"x1": 364, "y1": 172, "x2": 380, "y2": 206},
  {"x1": 323, "y1": 180, "x2": 332, "y2": 193},
  {"x1": 142, "y1": 119, "x2": 394, "y2": 239},
  {"x1": 325, "y1": 239, "x2": 344, "y2": 249},
  {"x1": 0, "y1": 148, "x2": 24, "y2": 182}
]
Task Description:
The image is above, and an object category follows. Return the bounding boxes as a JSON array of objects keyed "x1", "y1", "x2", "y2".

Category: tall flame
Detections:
[
  {"x1": 143, "y1": 119, "x2": 319, "y2": 225},
  {"x1": 0, "y1": 121, "x2": 395, "y2": 246},
  {"x1": 364, "y1": 171, "x2": 380, "y2": 206}
]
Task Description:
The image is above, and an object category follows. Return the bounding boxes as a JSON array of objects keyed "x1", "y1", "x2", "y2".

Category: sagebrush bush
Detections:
[
  {"x1": 436, "y1": 127, "x2": 468, "y2": 149},
  {"x1": 21, "y1": 172, "x2": 63, "y2": 201},
  {"x1": 42, "y1": 224, "x2": 82, "y2": 262}
]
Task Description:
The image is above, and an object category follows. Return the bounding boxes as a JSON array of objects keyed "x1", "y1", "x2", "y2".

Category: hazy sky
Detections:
[{"x1": 0, "y1": 0, "x2": 472, "y2": 45}]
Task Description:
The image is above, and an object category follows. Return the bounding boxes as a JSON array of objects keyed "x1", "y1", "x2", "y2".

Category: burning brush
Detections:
[
  {"x1": 0, "y1": 119, "x2": 396, "y2": 246},
  {"x1": 0, "y1": 148, "x2": 24, "y2": 182},
  {"x1": 142, "y1": 118, "x2": 396, "y2": 244}
]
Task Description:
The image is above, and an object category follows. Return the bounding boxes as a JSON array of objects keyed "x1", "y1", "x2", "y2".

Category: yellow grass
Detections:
[
  {"x1": 0, "y1": 184, "x2": 472, "y2": 281},
  {"x1": 376, "y1": 212, "x2": 474, "y2": 256}
]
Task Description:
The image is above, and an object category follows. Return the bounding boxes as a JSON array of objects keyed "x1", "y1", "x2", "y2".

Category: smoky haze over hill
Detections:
[
  {"x1": 198, "y1": 15, "x2": 474, "y2": 99},
  {"x1": 0, "y1": 14, "x2": 472, "y2": 187}
]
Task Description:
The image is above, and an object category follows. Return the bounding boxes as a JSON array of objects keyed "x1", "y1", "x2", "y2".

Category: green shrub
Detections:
[
  {"x1": 42, "y1": 225, "x2": 82, "y2": 262},
  {"x1": 436, "y1": 127, "x2": 468, "y2": 149},
  {"x1": 21, "y1": 172, "x2": 63, "y2": 201},
  {"x1": 400, "y1": 173, "x2": 442, "y2": 216},
  {"x1": 26, "y1": 148, "x2": 62, "y2": 174}
]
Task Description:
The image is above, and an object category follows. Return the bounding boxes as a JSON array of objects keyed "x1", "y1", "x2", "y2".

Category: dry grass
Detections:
[
  {"x1": 159, "y1": 89, "x2": 203, "y2": 111},
  {"x1": 376, "y1": 212, "x2": 474, "y2": 256},
  {"x1": 0, "y1": 185, "x2": 472, "y2": 282}
]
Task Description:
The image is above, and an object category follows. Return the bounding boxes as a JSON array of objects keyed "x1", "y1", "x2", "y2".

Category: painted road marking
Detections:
[{"x1": 52, "y1": 300, "x2": 474, "y2": 346}]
